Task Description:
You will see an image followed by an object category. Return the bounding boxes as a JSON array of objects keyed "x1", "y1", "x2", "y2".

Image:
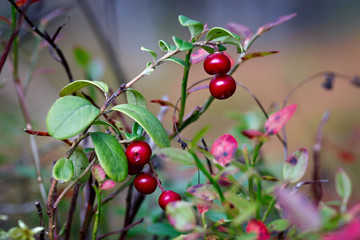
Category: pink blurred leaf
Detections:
[
  {"x1": 100, "y1": 180, "x2": 115, "y2": 190},
  {"x1": 242, "y1": 129, "x2": 267, "y2": 140},
  {"x1": 190, "y1": 48, "x2": 210, "y2": 64},
  {"x1": 196, "y1": 199, "x2": 213, "y2": 214},
  {"x1": 92, "y1": 164, "x2": 106, "y2": 182},
  {"x1": 16, "y1": 0, "x2": 41, "y2": 7},
  {"x1": 242, "y1": 51, "x2": 279, "y2": 62},
  {"x1": 322, "y1": 219, "x2": 360, "y2": 240},
  {"x1": 166, "y1": 201, "x2": 196, "y2": 232},
  {"x1": 211, "y1": 134, "x2": 238, "y2": 166},
  {"x1": 256, "y1": 13, "x2": 297, "y2": 36},
  {"x1": 246, "y1": 219, "x2": 271, "y2": 240},
  {"x1": 187, "y1": 84, "x2": 209, "y2": 93},
  {"x1": 338, "y1": 150, "x2": 356, "y2": 163},
  {"x1": 34, "y1": 68, "x2": 56, "y2": 75},
  {"x1": 225, "y1": 22, "x2": 253, "y2": 40},
  {"x1": 282, "y1": 148, "x2": 308, "y2": 183},
  {"x1": 150, "y1": 99, "x2": 179, "y2": 110},
  {"x1": 275, "y1": 187, "x2": 321, "y2": 231},
  {"x1": 265, "y1": 104, "x2": 297, "y2": 135},
  {"x1": 187, "y1": 184, "x2": 218, "y2": 201}
]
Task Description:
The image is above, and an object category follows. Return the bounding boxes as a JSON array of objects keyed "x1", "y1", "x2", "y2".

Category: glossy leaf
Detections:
[
  {"x1": 256, "y1": 13, "x2": 297, "y2": 36},
  {"x1": 59, "y1": 80, "x2": 109, "y2": 97},
  {"x1": 92, "y1": 164, "x2": 106, "y2": 182},
  {"x1": 187, "y1": 184, "x2": 218, "y2": 201},
  {"x1": 52, "y1": 158, "x2": 74, "y2": 182},
  {"x1": 46, "y1": 96, "x2": 100, "y2": 140},
  {"x1": 336, "y1": 168, "x2": 352, "y2": 201},
  {"x1": 172, "y1": 36, "x2": 194, "y2": 51},
  {"x1": 206, "y1": 27, "x2": 244, "y2": 53},
  {"x1": 90, "y1": 132, "x2": 128, "y2": 182},
  {"x1": 178, "y1": 15, "x2": 204, "y2": 38},
  {"x1": 126, "y1": 88, "x2": 147, "y2": 108},
  {"x1": 69, "y1": 148, "x2": 90, "y2": 184},
  {"x1": 100, "y1": 180, "x2": 116, "y2": 190},
  {"x1": 74, "y1": 46, "x2": 91, "y2": 68},
  {"x1": 275, "y1": 187, "x2": 321, "y2": 231},
  {"x1": 111, "y1": 104, "x2": 170, "y2": 148},
  {"x1": 158, "y1": 40, "x2": 177, "y2": 52},
  {"x1": 164, "y1": 57, "x2": 189, "y2": 70},
  {"x1": 93, "y1": 120, "x2": 120, "y2": 136},
  {"x1": 166, "y1": 201, "x2": 196, "y2": 232},
  {"x1": 211, "y1": 134, "x2": 238, "y2": 167},
  {"x1": 155, "y1": 148, "x2": 194, "y2": 165},
  {"x1": 265, "y1": 104, "x2": 297, "y2": 136},
  {"x1": 282, "y1": 148, "x2": 308, "y2": 183},
  {"x1": 242, "y1": 51, "x2": 279, "y2": 62},
  {"x1": 141, "y1": 46, "x2": 157, "y2": 61},
  {"x1": 246, "y1": 219, "x2": 270, "y2": 240}
]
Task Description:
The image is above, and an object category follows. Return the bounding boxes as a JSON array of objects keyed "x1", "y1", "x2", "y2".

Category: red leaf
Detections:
[
  {"x1": 15, "y1": 0, "x2": 41, "y2": 7},
  {"x1": 242, "y1": 51, "x2": 279, "y2": 62},
  {"x1": 246, "y1": 219, "x2": 270, "y2": 240},
  {"x1": 242, "y1": 129, "x2": 266, "y2": 139},
  {"x1": 92, "y1": 164, "x2": 105, "y2": 182},
  {"x1": 225, "y1": 22, "x2": 253, "y2": 40},
  {"x1": 190, "y1": 48, "x2": 210, "y2": 64},
  {"x1": 265, "y1": 104, "x2": 297, "y2": 135},
  {"x1": 322, "y1": 219, "x2": 360, "y2": 240},
  {"x1": 196, "y1": 199, "x2": 212, "y2": 214},
  {"x1": 211, "y1": 134, "x2": 238, "y2": 167},
  {"x1": 256, "y1": 13, "x2": 297, "y2": 36},
  {"x1": 100, "y1": 180, "x2": 115, "y2": 190},
  {"x1": 0, "y1": 16, "x2": 11, "y2": 26},
  {"x1": 338, "y1": 150, "x2": 356, "y2": 163},
  {"x1": 150, "y1": 99, "x2": 178, "y2": 110}
]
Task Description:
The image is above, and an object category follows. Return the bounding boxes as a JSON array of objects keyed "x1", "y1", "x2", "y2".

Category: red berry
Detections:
[
  {"x1": 203, "y1": 52, "x2": 231, "y2": 75},
  {"x1": 127, "y1": 161, "x2": 144, "y2": 175},
  {"x1": 209, "y1": 74, "x2": 236, "y2": 100},
  {"x1": 125, "y1": 141, "x2": 152, "y2": 166},
  {"x1": 158, "y1": 190, "x2": 181, "y2": 210},
  {"x1": 133, "y1": 172, "x2": 157, "y2": 194}
]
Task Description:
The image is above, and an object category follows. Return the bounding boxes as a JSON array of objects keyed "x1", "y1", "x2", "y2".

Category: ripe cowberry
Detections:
[
  {"x1": 125, "y1": 141, "x2": 152, "y2": 166},
  {"x1": 133, "y1": 172, "x2": 157, "y2": 194},
  {"x1": 203, "y1": 52, "x2": 231, "y2": 75},
  {"x1": 158, "y1": 190, "x2": 181, "y2": 210},
  {"x1": 209, "y1": 74, "x2": 236, "y2": 100}
]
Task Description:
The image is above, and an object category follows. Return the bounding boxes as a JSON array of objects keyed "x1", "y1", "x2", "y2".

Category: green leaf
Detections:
[
  {"x1": 206, "y1": 27, "x2": 244, "y2": 53},
  {"x1": 52, "y1": 158, "x2": 74, "y2": 182},
  {"x1": 165, "y1": 201, "x2": 196, "y2": 232},
  {"x1": 336, "y1": 168, "x2": 352, "y2": 201},
  {"x1": 87, "y1": 60, "x2": 104, "y2": 80},
  {"x1": 282, "y1": 148, "x2": 308, "y2": 183},
  {"x1": 59, "y1": 80, "x2": 109, "y2": 97},
  {"x1": 141, "y1": 46, "x2": 157, "y2": 61},
  {"x1": 93, "y1": 120, "x2": 120, "y2": 136},
  {"x1": 172, "y1": 36, "x2": 194, "y2": 51},
  {"x1": 158, "y1": 40, "x2": 177, "y2": 52},
  {"x1": 74, "y1": 46, "x2": 91, "y2": 68},
  {"x1": 155, "y1": 148, "x2": 194, "y2": 165},
  {"x1": 146, "y1": 222, "x2": 181, "y2": 237},
  {"x1": 164, "y1": 57, "x2": 189, "y2": 70},
  {"x1": 111, "y1": 104, "x2": 170, "y2": 148},
  {"x1": 143, "y1": 67, "x2": 154, "y2": 76},
  {"x1": 69, "y1": 149, "x2": 90, "y2": 184},
  {"x1": 125, "y1": 122, "x2": 144, "y2": 141},
  {"x1": 46, "y1": 96, "x2": 100, "y2": 140},
  {"x1": 90, "y1": 132, "x2": 128, "y2": 182},
  {"x1": 190, "y1": 125, "x2": 211, "y2": 148},
  {"x1": 178, "y1": 15, "x2": 204, "y2": 38},
  {"x1": 267, "y1": 219, "x2": 290, "y2": 232},
  {"x1": 126, "y1": 88, "x2": 147, "y2": 108}
]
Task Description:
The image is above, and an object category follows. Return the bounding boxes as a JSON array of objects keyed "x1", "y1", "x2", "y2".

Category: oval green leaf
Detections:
[
  {"x1": 90, "y1": 132, "x2": 128, "y2": 182},
  {"x1": 93, "y1": 120, "x2": 121, "y2": 136},
  {"x1": 172, "y1": 36, "x2": 194, "y2": 51},
  {"x1": 59, "y1": 80, "x2": 109, "y2": 97},
  {"x1": 178, "y1": 15, "x2": 204, "y2": 38},
  {"x1": 141, "y1": 46, "x2": 157, "y2": 61},
  {"x1": 155, "y1": 148, "x2": 194, "y2": 165},
  {"x1": 282, "y1": 148, "x2": 308, "y2": 183},
  {"x1": 111, "y1": 104, "x2": 170, "y2": 148},
  {"x1": 126, "y1": 88, "x2": 147, "y2": 108},
  {"x1": 46, "y1": 96, "x2": 101, "y2": 140},
  {"x1": 164, "y1": 57, "x2": 189, "y2": 70},
  {"x1": 166, "y1": 201, "x2": 196, "y2": 232},
  {"x1": 52, "y1": 158, "x2": 74, "y2": 182},
  {"x1": 69, "y1": 148, "x2": 90, "y2": 184},
  {"x1": 206, "y1": 27, "x2": 244, "y2": 53},
  {"x1": 336, "y1": 168, "x2": 352, "y2": 201}
]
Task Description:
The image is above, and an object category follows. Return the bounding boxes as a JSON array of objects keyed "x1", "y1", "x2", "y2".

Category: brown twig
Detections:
[
  {"x1": 24, "y1": 129, "x2": 73, "y2": 146},
  {"x1": 46, "y1": 178, "x2": 58, "y2": 240},
  {"x1": 35, "y1": 202, "x2": 45, "y2": 240},
  {"x1": 64, "y1": 183, "x2": 81, "y2": 240},
  {"x1": 97, "y1": 218, "x2": 144, "y2": 240},
  {"x1": 80, "y1": 175, "x2": 96, "y2": 240}
]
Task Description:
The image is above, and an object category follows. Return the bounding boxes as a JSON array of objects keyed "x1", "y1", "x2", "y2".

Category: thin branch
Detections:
[
  {"x1": 97, "y1": 218, "x2": 144, "y2": 240},
  {"x1": 24, "y1": 129, "x2": 73, "y2": 146},
  {"x1": 35, "y1": 202, "x2": 45, "y2": 240},
  {"x1": 64, "y1": 183, "x2": 81, "y2": 240}
]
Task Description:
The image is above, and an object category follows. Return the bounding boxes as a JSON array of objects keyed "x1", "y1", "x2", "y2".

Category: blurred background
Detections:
[{"x1": 0, "y1": 0, "x2": 360, "y2": 237}]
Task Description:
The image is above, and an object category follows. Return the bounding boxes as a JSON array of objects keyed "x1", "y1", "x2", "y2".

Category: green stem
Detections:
[
  {"x1": 251, "y1": 142, "x2": 263, "y2": 167},
  {"x1": 92, "y1": 185, "x2": 101, "y2": 240},
  {"x1": 255, "y1": 178, "x2": 262, "y2": 219},
  {"x1": 262, "y1": 197, "x2": 276, "y2": 222},
  {"x1": 189, "y1": 150, "x2": 225, "y2": 203},
  {"x1": 178, "y1": 50, "x2": 192, "y2": 125}
]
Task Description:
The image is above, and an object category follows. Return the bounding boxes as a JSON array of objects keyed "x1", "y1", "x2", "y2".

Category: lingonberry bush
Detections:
[{"x1": 1, "y1": 1, "x2": 360, "y2": 240}]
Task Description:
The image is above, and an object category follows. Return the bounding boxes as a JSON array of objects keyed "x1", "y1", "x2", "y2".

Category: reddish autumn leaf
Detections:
[
  {"x1": 246, "y1": 219, "x2": 270, "y2": 240},
  {"x1": 187, "y1": 184, "x2": 218, "y2": 201},
  {"x1": 150, "y1": 99, "x2": 178, "y2": 110},
  {"x1": 322, "y1": 219, "x2": 360, "y2": 240},
  {"x1": 211, "y1": 134, "x2": 238, "y2": 166},
  {"x1": 190, "y1": 48, "x2": 210, "y2": 64},
  {"x1": 225, "y1": 22, "x2": 253, "y2": 40},
  {"x1": 256, "y1": 13, "x2": 297, "y2": 36},
  {"x1": 242, "y1": 51, "x2": 279, "y2": 62},
  {"x1": 196, "y1": 199, "x2": 212, "y2": 214},
  {"x1": 92, "y1": 164, "x2": 106, "y2": 182},
  {"x1": 242, "y1": 129, "x2": 266, "y2": 139},
  {"x1": 15, "y1": 0, "x2": 41, "y2": 7},
  {"x1": 265, "y1": 104, "x2": 297, "y2": 136},
  {"x1": 338, "y1": 150, "x2": 356, "y2": 163},
  {"x1": 100, "y1": 180, "x2": 115, "y2": 190}
]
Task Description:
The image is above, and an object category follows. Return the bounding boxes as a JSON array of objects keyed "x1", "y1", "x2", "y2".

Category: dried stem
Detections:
[
  {"x1": 64, "y1": 183, "x2": 81, "y2": 240},
  {"x1": 35, "y1": 202, "x2": 45, "y2": 240}
]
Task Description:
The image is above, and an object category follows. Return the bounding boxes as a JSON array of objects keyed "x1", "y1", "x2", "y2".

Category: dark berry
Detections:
[
  {"x1": 203, "y1": 52, "x2": 231, "y2": 75},
  {"x1": 127, "y1": 161, "x2": 144, "y2": 175},
  {"x1": 158, "y1": 190, "x2": 181, "y2": 210},
  {"x1": 133, "y1": 172, "x2": 157, "y2": 194},
  {"x1": 125, "y1": 141, "x2": 152, "y2": 166},
  {"x1": 209, "y1": 74, "x2": 236, "y2": 100}
]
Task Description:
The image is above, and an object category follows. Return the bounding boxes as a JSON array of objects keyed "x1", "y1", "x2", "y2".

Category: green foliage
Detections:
[
  {"x1": 282, "y1": 148, "x2": 308, "y2": 183},
  {"x1": 178, "y1": 15, "x2": 204, "y2": 39},
  {"x1": 164, "y1": 57, "x2": 189, "y2": 70},
  {"x1": 124, "y1": 122, "x2": 145, "y2": 141},
  {"x1": 165, "y1": 201, "x2": 196, "y2": 232},
  {"x1": 90, "y1": 132, "x2": 128, "y2": 182},
  {"x1": 155, "y1": 148, "x2": 194, "y2": 165},
  {"x1": 46, "y1": 96, "x2": 100, "y2": 139},
  {"x1": 52, "y1": 158, "x2": 74, "y2": 182},
  {"x1": 74, "y1": 46, "x2": 91, "y2": 68},
  {"x1": 141, "y1": 46, "x2": 157, "y2": 61},
  {"x1": 126, "y1": 88, "x2": 147, "y2": 108},
  {"x1": 59, "y1": 80, "x2": 109, "y2": 97},
  {"x1": 69, "y1": 148, "x2": 90, "y2": 184},
  {"x1": 158, "y1": 40, "x2": 177, "y2": 52},
  {"x1": 172, "y1": 36, "x2": 194, "y2": 51},
  {"x1": 206, "y1": 27, "x2": 244, "y2": 53}
]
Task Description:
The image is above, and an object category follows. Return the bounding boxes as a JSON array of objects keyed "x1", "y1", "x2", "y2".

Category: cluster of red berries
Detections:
[
  {"x1": 125, "y1": 141, "x2": 181, "y2": 210},
  {"x1": 204, "y1": 52, "x2": 236, "y2": 100}
]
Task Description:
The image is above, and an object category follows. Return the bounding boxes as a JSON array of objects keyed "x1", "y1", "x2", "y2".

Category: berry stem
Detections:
[
  {"x1": 178, "y1": 49, "x2": 193, "y2": 125},
  {"x1": 148, "y1": 162, "x2": 165, "y2": 192}
]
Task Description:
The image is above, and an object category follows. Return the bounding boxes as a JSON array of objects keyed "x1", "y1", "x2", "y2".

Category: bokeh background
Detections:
[{"x1": 1, "y1": 0, "x2": 360, "y2": 237}]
